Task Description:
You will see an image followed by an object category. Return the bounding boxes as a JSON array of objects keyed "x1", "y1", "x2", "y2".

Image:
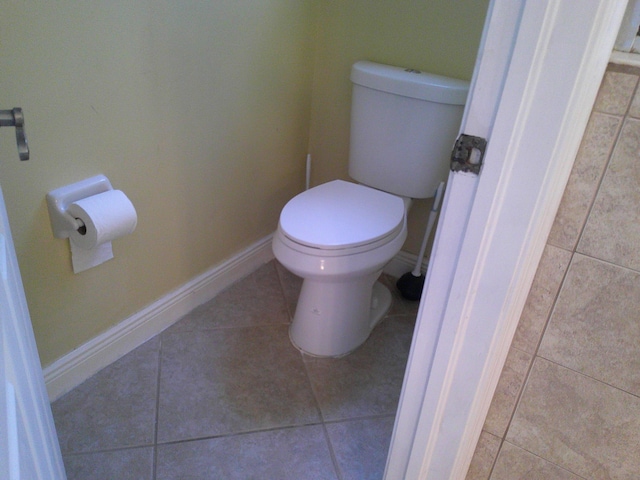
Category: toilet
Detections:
[{"x1": 273, "y1": 60, "x2": 469, "y2": 357}]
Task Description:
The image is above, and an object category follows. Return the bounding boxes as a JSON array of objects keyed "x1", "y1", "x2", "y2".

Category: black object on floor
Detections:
[{"x1": 396, "y1": 272, "x2": 425, "y2": 301}]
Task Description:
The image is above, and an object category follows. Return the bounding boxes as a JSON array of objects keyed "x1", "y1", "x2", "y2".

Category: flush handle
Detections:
[{"x1": 0, "y1": 108, "x2": 29, "y2": 161}]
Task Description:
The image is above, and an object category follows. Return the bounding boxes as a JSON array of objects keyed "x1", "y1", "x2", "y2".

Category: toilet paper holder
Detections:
[{"x1": 46, "y1": 175, "x2": 113, "y2": 239}]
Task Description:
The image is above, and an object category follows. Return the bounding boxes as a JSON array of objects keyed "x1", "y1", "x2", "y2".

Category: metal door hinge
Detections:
[{"x1": 450, "y1": 134, "x2": 486, "y2": 175}]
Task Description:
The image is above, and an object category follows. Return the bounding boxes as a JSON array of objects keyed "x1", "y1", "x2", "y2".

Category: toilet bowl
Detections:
[{"x1": 273, "y1": 180, "x2": 408, "y2": 357}]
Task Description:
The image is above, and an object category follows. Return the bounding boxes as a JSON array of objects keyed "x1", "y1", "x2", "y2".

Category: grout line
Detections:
[
  {"x1": 60, "y1": 419, "x2": 339, "y2": 456},
  {"x1": 497, "y1": 249, "x2": 573, "y2": 452},
  {"x1": 300, "y1": 352, "x2": 327, "y2": 423},
  {"x1": 322, "y1": 422, "x2": 345, "y2": 480},
  {"x1": 321, "y1": 413, "x2": 397, "y2": 426},
  {"x1": 298, "y1": 330, "x2": 345, "y2": 480},
  {"x1": 272, "y1": 259, "x2": 298, "y2": 323},
  {"x1": 153, "y1": 421, "x2": 325, "y2": 447},
  {"x1": 152, "y1": 335, "x2": 163, "y2": 479},
  {"x1": 573, "y1": 115, "x2": 623, "y2": 253},
  {"x1": 570, "y1": 250, "x2": 640, "y2": 275},
  {"x1": 487, "y1": 435, "x2": 505, "y2": 479},
  {"x1": 532, "y1": 356, "x2": 640, "y2": 400},
  {"x1": 498, "y1": 441, "x2": 590, "y2": 480},
  {"x1": 61, "y1": 443, "x2": 156, "y2": 457},
  {"x1": 575, "y1": 73, "x2": 636, "y2": 253}
]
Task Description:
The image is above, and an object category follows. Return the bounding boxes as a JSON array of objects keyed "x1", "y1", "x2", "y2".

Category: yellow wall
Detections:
[
  {"x1": 308, "y1": 0, "x2": 489, "y2": 252},
  {"x1": 0, "y1": 0, "x2": 488, "y2": 367}
]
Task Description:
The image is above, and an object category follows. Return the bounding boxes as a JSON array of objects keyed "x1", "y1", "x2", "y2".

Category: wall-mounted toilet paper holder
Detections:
[{"x1": 46, "y1": 175, "x2": 113, "y2": 238}]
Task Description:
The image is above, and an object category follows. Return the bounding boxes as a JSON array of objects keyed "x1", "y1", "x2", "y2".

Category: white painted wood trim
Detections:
[
  {"x1": 614, "y1": 0, "x2": 640, "y2": 52},
  {"x1": 383, "y1": 250, "x2": 429, "y2": 279},
  {"x1": 44, "y1": 234, "x2": 274, "y2": 401},
  {"x1": 610, "y1": 50, "x2": 640, "y2": 67},
  {"x1": 386, "y1": 0, "x2": 628, "y2": 478}
]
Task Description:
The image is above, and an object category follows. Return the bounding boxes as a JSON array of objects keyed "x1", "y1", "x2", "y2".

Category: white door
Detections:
[
  {"x1": 385, "y1": 0, "x2": 629, "y2": 478},
  {"x1": 0, "y1": 182, "x2": 66, "y2": 479}
]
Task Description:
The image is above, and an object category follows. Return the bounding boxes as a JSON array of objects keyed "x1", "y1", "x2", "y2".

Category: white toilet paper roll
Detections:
[{"x1": 67, "y1": 190, "x2": 137, "y2": 250}]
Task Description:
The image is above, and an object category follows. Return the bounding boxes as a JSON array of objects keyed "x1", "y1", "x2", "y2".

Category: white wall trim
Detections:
[
  {"x1": 383, "y1": 250, "x2": 429, "y2": 279},
  {"x1": 614, "y1": 0, "x2": 640, "y2": 52},
  {"x1": 44, "y1": 234, "x2": 275, "y2": 401},
  {"x1": 610, "y1": 50, "x2": 640, "y2": 67}
]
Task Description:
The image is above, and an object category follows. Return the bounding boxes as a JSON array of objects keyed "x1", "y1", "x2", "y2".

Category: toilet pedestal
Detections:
[{"x1": 289, "y1": 271, "x2": 391, "y2": 357}]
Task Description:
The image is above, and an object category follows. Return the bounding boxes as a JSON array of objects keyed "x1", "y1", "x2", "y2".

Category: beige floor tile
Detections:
[
  {"x1": 511, "y1": 245, "x2": 572, "y2": 354},
  {"x1": 326, "y1": 416, "x2": 395, "y2": 480},
  {"x1": 593, "y1": 71, "x2": 638, "y2": 115},
  {"x1": 491, "y1": 442, "x2": 582, "y2": 480},
  {"x1": 156, "y1": 426, "x2": 338, "y2": 480},
  {"x1": 483, "y1": 347, "x2": 532, "y2": 438},
  {"x1": 539, "y1": 254, "x2": 640, "y2": 395},
  {"x1": 51, "y1": 337, "x2": 160, "y2": 454},
  {"x1": 157, "y1": 324, "x2": 320, "y2": 442},
  {"x1": 547, "y1": 113, "x2": 621, "y2": 250},
  {"x1": 465, "y1": 431, "x2": 501, "y2": 480},
  {"x1": 379, "y1": 272, "x2": 421, "y2": 317},
  {"x1": 165, "y1": 261, "x2": 291, "y2": 333},
  {"x1": 578, "y1": 118, "x2": 640, "y2": 271},
  {"x1": 63, "y1": 447, "x2": 154, "y2": 480},
  {"x1": 274, "y1": 260, "x2": 303, "y2": 319},
  {"x1": 507, "y1": 358, "x2": 640, "y2": 479},
  {"x1": 304, "y1": 316, "x2": 413, "y2": 421}
]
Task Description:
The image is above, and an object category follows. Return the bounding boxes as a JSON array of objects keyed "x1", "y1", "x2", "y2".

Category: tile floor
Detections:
[
  {"x1": 51, "y1": 261, "x2": 419, "y2": 479},
  {"x1": 465, "y1": 63, "x2": 640, "y2": 479}
]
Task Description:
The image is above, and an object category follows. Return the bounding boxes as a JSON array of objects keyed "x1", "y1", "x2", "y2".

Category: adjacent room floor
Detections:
[
  {"x1": 51, "y1": 260, "x2": 419, "y2": 479},
  {"x1": 465, "y1": 63, "x2": 640, "y2": 479}
]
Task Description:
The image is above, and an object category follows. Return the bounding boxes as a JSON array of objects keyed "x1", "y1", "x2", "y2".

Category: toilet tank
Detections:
[{"x1": 348, "y1": 61, "x2": 469, "y2": 198}]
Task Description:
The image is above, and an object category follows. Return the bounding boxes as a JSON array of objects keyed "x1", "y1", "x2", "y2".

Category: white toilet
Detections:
[{"x1": 273, "y1": 60, "x2": 468, "y2": 357}]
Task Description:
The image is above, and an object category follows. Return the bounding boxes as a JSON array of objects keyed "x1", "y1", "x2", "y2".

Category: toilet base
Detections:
[{"x1": 289, "y1": 273, "x2": 392, "y2": 357}]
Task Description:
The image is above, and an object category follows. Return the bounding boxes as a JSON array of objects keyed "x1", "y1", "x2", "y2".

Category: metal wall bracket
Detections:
[
  {"x1": 0, "y1": 108, "x2": 29, "y2": 161},
  {"x1": 450, "y1": 133, "x2": 487, "y2": 175}
]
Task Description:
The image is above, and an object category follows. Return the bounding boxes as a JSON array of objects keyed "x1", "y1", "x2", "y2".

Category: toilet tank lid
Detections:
[
  {"x1": 351, "y1": 60, "x2": 469, "y2": 105},
  {"x1": 279, "y1": 180, "x2": 405, "y2": 250}
]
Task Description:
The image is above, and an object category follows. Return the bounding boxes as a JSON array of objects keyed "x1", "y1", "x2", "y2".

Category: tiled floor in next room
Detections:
[{"x1": 51, "y1": 260, "x2": 419, "y2": 479}]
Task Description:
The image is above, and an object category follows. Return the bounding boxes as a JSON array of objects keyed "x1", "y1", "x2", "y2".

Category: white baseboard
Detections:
[
  {"x1": 43, "y1": 241, "x2": 421, "y2": 401},
  {"x1": 383, "y1": 249, "x2": 427, "y2": 279},
  {"x1": 610, "y1": 50, "x2": 640, "y2": 67},
  {"x1": 44, "y1": 234, "x2": 275, "y2": 401}
]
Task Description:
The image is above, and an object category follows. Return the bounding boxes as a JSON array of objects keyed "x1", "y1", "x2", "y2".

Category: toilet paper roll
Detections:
[
  {"x1": 67, "y1": 190, "x2": 137, "y2": 250},
  {"x1": 70, "y1": 240, "x2": 113, "y2": 274}
]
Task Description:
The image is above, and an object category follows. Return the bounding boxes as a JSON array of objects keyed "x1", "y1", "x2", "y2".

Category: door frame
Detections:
[{"x1": 385, "y1": 0, "x2": 629, "y2": 478}]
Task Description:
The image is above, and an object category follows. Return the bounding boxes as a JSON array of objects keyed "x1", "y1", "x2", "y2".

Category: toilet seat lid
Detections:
[{"x1": 279, "y1": 180, "x2": 405, "y2": 250}]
